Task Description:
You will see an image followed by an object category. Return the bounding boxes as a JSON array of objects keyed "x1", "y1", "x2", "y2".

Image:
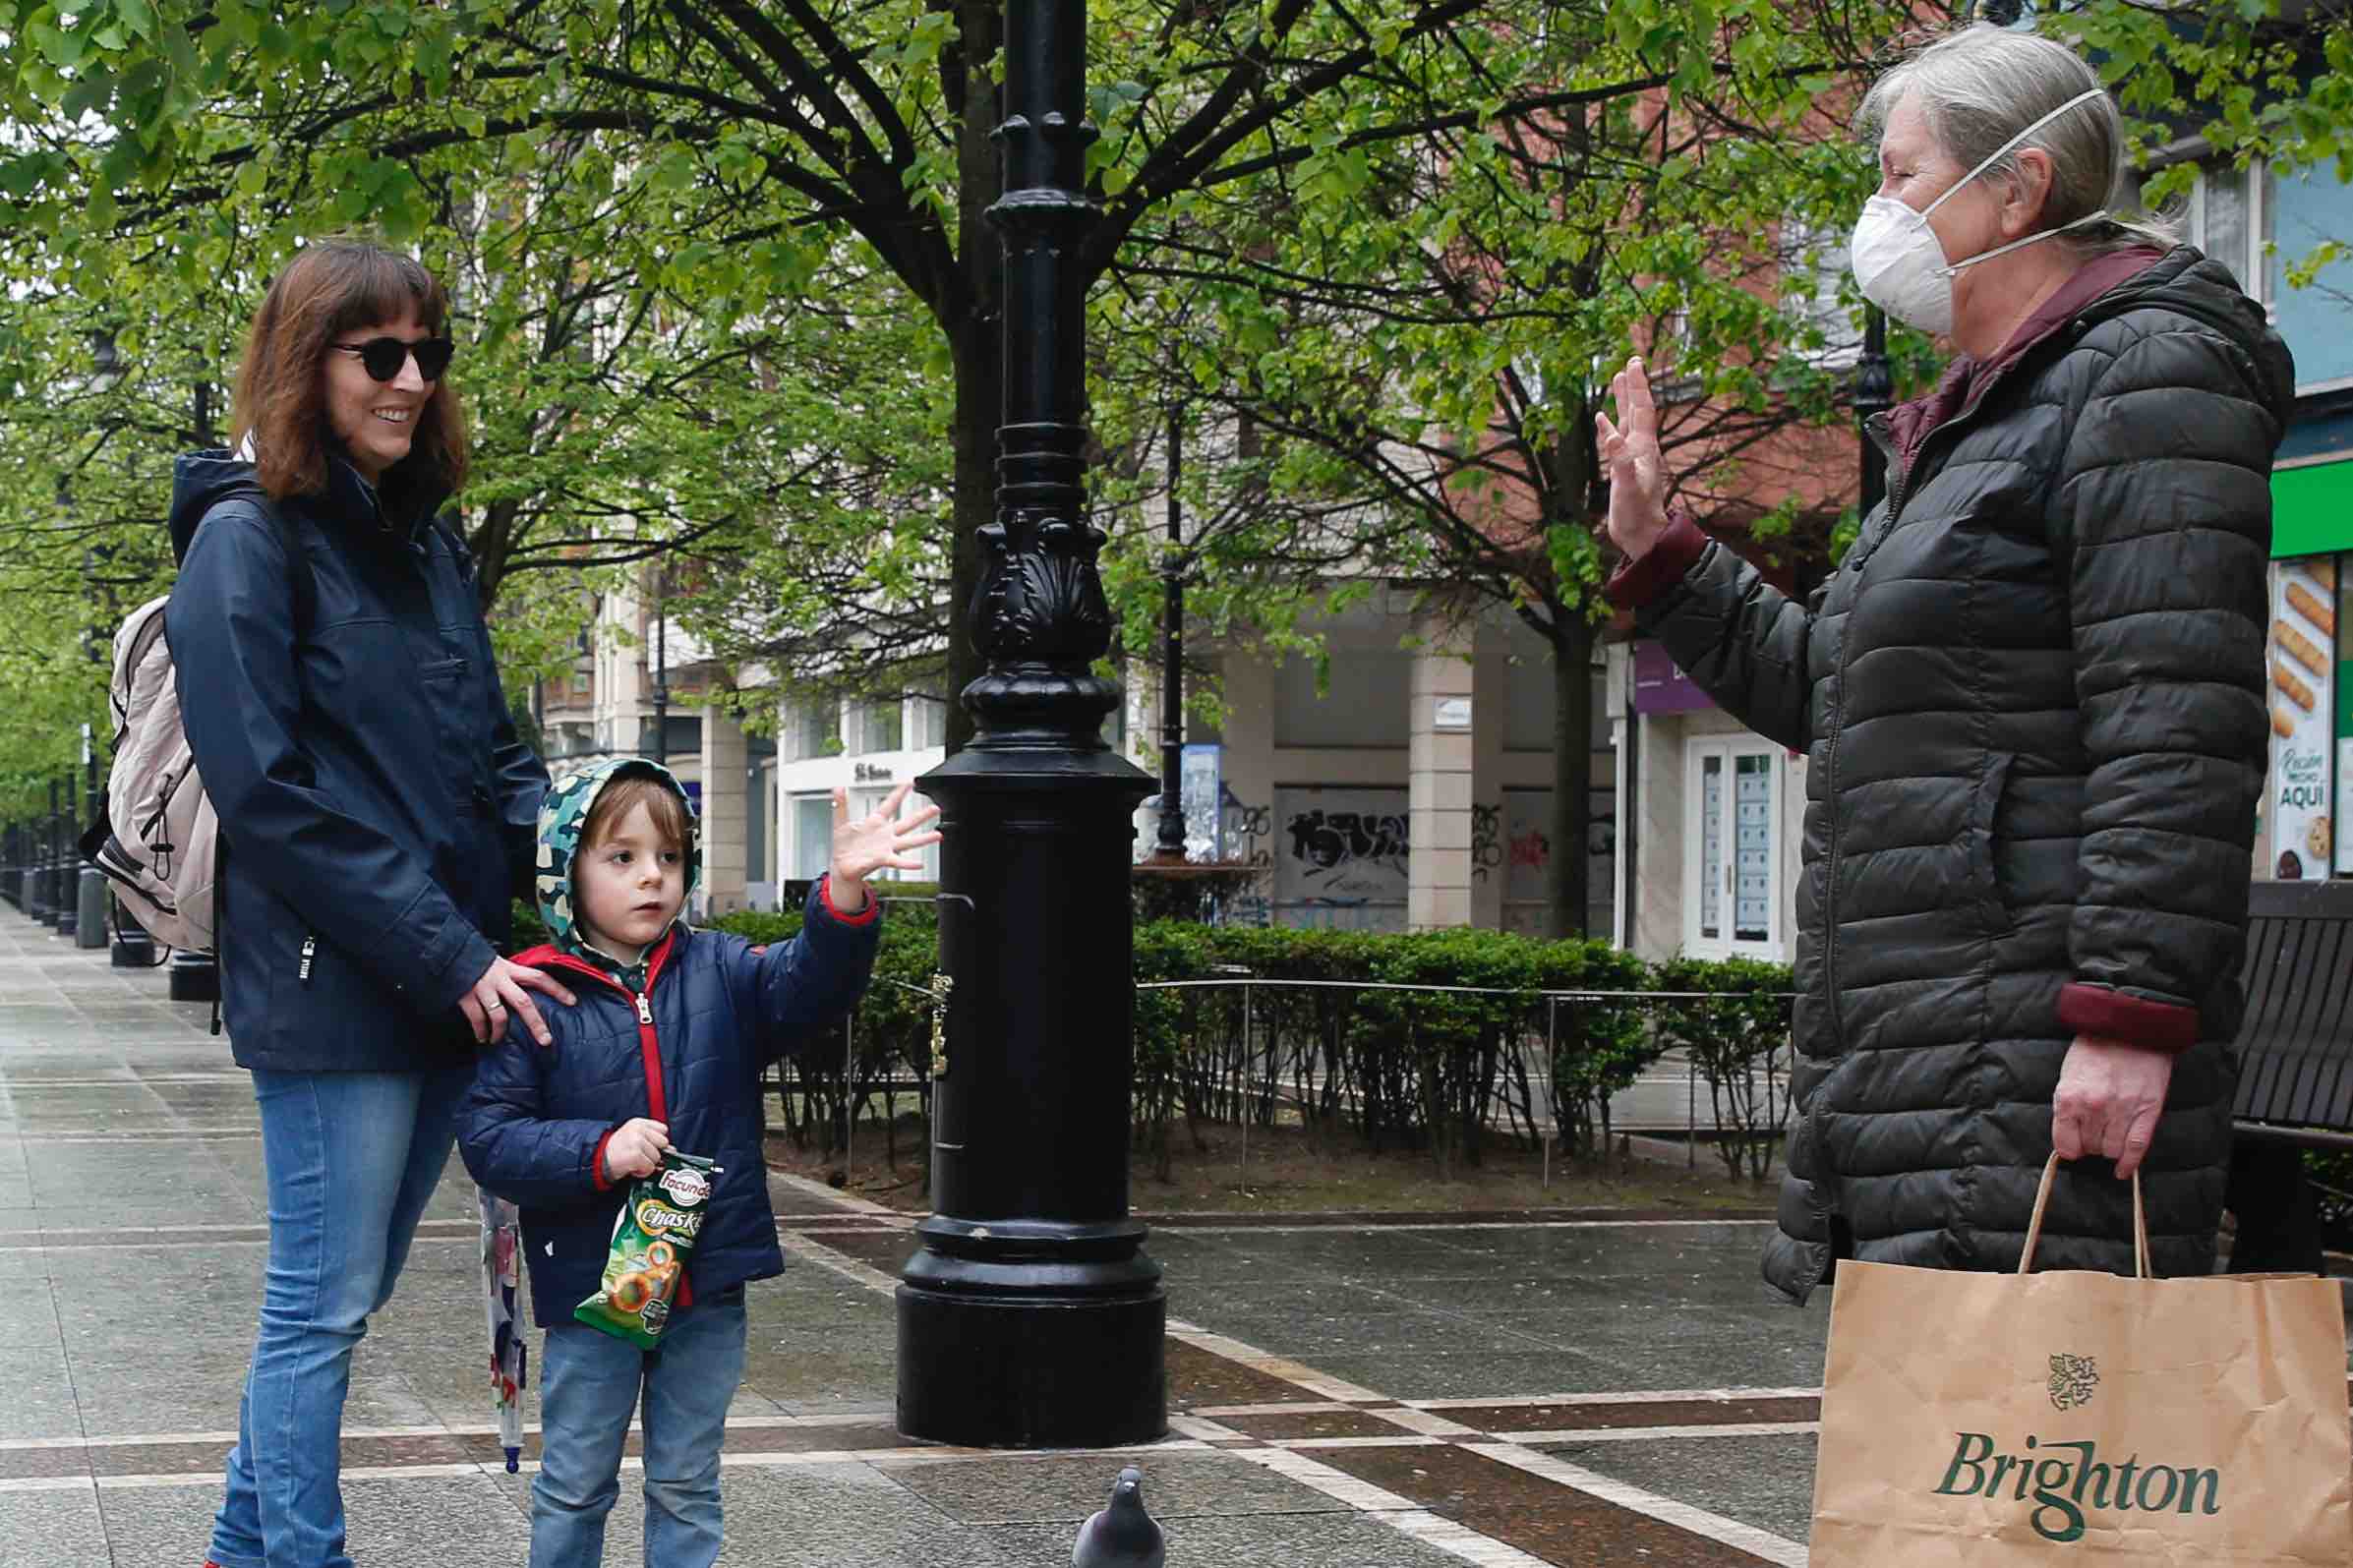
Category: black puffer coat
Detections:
[{"x1": 1631, "y1": 251, "x2": 2293, "y2": 1303}]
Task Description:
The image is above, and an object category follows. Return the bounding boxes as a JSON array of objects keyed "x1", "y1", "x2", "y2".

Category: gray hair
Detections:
[{"x1": 1858, "y1": 23, "x2": 2181, "y2": 258}]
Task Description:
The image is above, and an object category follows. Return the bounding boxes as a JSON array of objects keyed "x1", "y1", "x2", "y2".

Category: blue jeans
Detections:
[
  {"x1": 531, "y1": 1292, "x2": 748, "y2": 1568},
  {"x1": 207, "y1": 1065, "x2": 474, "y2": 1568}
]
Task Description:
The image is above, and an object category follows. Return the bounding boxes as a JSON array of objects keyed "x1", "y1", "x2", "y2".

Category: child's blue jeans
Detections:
[{"x1": 530, "y1": 1289, "x2": 747, "y2": 1568}]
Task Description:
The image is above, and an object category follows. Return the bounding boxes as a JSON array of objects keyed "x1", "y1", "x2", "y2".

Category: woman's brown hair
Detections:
[{"x1": 230, "y1": 239, "x2": 469, "y2": 503}]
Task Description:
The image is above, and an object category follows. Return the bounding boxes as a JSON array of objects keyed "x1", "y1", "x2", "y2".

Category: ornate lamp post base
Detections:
[
  {"x1": 897, "y1": 736, "x2": 1161, "y2": 1447},
  {"x1": 898, "y1": 1234, "x2": 1164, "y2": 1447}
]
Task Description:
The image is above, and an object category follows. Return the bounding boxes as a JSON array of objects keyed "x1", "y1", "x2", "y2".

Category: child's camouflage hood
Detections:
[{"x1": 535, "y1": 757, "x2": 698, "y2": 971}]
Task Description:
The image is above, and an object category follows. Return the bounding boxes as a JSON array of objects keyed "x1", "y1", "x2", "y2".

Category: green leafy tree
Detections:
[
  {"x1": 0, "y1": 0, "x2": 1935, "y2": 771},
  {"x1": 1092, "y1": 3, "x2": 1936, "y2": 935}
]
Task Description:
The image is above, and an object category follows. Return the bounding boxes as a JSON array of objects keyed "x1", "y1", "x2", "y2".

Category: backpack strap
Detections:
[{"x1": 260, "y1": 500, "x2": 317, "y2": 635}]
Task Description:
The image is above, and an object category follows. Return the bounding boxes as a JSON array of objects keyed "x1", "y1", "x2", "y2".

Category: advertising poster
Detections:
[
  {"x1": 1179, "y1": 743, "x2": 1221, "y2": 864},
  {"x1": 2268, "y1": 557, "x2": 2335, "y2": 881}
]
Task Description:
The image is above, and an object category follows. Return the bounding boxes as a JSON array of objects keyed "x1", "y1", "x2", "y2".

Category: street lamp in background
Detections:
[
  {"x1": 48, "y1": 774, "x2": 73, "y2": 932},
  {"x1": 1855, "y1": 304, "x2": 1893, "y2": 518},
  {"x1": 168, "y1": 378, "x2": 221, "y2": 1002},
  {"x1": 896, "y1": 0, "x2": 1165, "y2": 1448},
  {"x1": 75, "y1": 724, "x2": 106, "y2": 948},
  {"x1": 32, "y1": 777, "x2": 58, "y2": 926},
  {"x1": 1149, "y1": 411, "x2": 1187, "y2": 863},
  {"x1": 650, "y1": 569, "x2": 670, "y2": 768}
]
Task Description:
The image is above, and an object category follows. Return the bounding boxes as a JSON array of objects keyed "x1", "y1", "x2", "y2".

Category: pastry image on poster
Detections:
[{"x1": 2268, "y1": 557, "x2": 2334, "y2": 882}]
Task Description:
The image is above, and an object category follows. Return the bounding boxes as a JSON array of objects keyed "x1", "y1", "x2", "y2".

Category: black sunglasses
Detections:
[{"x1": 331, "y1": 336, "x2": 455, "y2": 382}]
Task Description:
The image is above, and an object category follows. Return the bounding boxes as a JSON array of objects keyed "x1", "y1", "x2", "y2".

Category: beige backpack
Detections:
[{"x1": 82, "y1": 506, "x2": 310, "y2": 953}]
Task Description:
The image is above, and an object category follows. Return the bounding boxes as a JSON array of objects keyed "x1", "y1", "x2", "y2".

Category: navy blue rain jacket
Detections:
[
  {"x1": 456, "y1": 887, "x2": 881, "y2": 1325},
  {"x1": 166, "y1": 450, "x2": 548, "y2": 1072}
]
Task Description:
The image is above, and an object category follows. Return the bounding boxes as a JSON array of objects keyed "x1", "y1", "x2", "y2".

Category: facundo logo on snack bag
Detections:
[
  {"x1": 1933, "y1": 1432, "x2": 2223, "y2": 1543},
  {"x1": 660, "y1": 1164, "x2": 713, "y2": 1207}
]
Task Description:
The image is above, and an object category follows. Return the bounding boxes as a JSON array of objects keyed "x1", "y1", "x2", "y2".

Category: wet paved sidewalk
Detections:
[{"x1": 3, "y1": 913, "x2": 1853, "y2": 1565}]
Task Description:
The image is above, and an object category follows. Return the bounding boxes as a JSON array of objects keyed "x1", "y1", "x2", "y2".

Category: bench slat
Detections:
[{"x1": 2232, "y1": 881, "x2": 2353, "y2": 1136}]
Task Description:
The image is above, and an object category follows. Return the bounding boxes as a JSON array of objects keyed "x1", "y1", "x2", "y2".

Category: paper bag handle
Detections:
[{"x1": 2019, "y1": 1152, "x2": 2150, "y2": 1278}]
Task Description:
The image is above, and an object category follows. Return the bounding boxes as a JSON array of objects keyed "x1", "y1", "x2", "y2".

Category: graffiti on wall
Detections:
[
  {"x1": 1471, "y1": 802, "x2": 1503, "y2": 883},
  {"x1": 1274, "y1": 787, "x2": 1409, "y2": 927},
  {"x1": 1218, "y1": 788, "x2": 1274, "y2": 927},
  {"x1": 1503, "y1": 792, "x2": 1552, "y2": 904},
  {"x1": 1286, "y1": 809, "x2": 1407, "y2": 883},
  {"x1": 1221, "y1": 793, "x2": 1272, "y2": 869}
]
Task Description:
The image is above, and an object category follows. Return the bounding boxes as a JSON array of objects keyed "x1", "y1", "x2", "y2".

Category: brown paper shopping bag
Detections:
[{"x1": 1810, "y1": 1155, "x2": 2351, "y2": 1565}]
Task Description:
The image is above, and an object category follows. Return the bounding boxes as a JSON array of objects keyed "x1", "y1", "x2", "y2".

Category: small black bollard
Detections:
[
  {"x1": 110, "y1": 900, "x2": 157, "y2": 968},
  {"x1": 1072, "y1": 1466, "x2": 1164, "y2": 1568},
  {"x1": 168, "y1": 950, "x2": 219, "y2": 1004}
]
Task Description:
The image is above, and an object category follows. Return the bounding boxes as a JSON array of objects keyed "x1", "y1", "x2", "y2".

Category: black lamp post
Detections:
[
  {"x1": 1150, "y1": 411, "x2": 1186, "y2": 862},
  {"x1": 46, "y1": 774, "x2": 70, "y2": 930},
  {"x1": 167, "y1": 374, "x2": 222, "y2": 997},
  {"x1": 1855, "y1": 304, "x2": 1894, "y2": 518},
  {"x1": 29, "y1": 779, "x2": 55, "y2": 924},
  {"x1": 54, "y1": 764, "x2": 78, "y2": 940},
  {"x1": 650, "y1": 569, "x2": 669, "y2": 768},
  {"x1": 897, "y1": 0, "x2": 1165, "y2": 1448}
]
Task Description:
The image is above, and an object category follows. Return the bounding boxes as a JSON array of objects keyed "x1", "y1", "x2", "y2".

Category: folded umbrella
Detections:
[{"x1": 479, "y1": 1186, "x2": 528, "y2": 1473}]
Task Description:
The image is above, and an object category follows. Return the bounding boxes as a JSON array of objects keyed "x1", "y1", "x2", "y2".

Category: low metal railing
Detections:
[
  {"x1": 762, "y1": 970, "x2": 1799, "y2": 1191},
  {"x1": 1131, "y1": 975, "x2": 1798, "y2": 1188}
]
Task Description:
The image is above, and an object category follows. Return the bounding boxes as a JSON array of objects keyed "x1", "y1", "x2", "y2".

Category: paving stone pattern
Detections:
[{"x1": 7, "y1": 912, "x2": 2300, "y2": 1566}]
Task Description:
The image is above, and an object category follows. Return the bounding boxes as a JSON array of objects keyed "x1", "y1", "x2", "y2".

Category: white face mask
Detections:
[{"x1": 1850, "y1": 87, "x2": 2111, "y2": 336}]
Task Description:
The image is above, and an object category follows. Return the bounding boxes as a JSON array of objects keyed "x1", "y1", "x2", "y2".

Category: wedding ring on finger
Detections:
[{"x1": 486, "y1": 1000, "x2": 506, "y2": 1013}]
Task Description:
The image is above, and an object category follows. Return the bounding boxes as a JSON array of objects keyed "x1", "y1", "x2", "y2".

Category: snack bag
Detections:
[{"x1": 574, "y1": 1150, "x2": 721, "y2": 1348}]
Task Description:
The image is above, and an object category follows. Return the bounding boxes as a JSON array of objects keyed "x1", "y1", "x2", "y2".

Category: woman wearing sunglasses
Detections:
[{"x1": 167, "y1": 239, "x2": 565, "y2": 1568}]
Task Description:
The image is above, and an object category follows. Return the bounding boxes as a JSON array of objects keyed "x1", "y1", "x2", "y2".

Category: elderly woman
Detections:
[{"x1": 1598, "y1": 23, "x2": 2293, "y2": 1301}]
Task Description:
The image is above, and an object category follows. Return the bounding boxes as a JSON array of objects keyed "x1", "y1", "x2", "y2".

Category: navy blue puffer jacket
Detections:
[
  {"x1": 167, "y1": 449, "x2": 548, "y2": 1072},
  {"x1": 456, "y1": 886, "x2": 880, "y2": 1326}
]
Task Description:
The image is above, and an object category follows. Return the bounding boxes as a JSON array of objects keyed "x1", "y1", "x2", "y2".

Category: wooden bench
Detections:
[
  {"x1": 2227, "y1": 878, "x2": 2353, "y2": 1259},
  {"x1": 2231, "y1": 877, "x2": 2353, "y2": 1149}
]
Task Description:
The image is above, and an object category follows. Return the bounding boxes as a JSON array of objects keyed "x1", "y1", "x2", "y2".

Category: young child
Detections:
[{"x1": 459, "y1": 757, "x2": 937, "y2": 1568}]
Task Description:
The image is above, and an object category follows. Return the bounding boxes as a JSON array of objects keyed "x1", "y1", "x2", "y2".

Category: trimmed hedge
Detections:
[
  {"x1": 1650, "y1": 956, "x2": 1795, "y2": 1182},
  {"x1": 506, "y1": 898, "x2": 1797, "y2": 1179}
]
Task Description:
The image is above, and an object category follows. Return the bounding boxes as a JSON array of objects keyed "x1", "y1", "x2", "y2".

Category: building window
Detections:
[
  {"x1": 785, "y1": 696, "x2": 841, "y2": 762},
  {"x1": 1683, "y1": 740, "x2": 1782, "y2": 958},
  {"x1": 2189, "y1": 156, "x2": 2271, "y2": 306},
  {"x1": 851, "y1": 696, "x2": 904, "y2": 755},
  {"x1": 569, "y1": 669, "x2": 590, "y2": 695},
  {"x1": 2139, "y1": 154, "x2": 2274, "y2": 307},
  {"x1": 910, "y1": 691, "x2": 951, "y2": 751},
  {"x1": 1273, "y1": 649, "x2": 1411, "y2": 748},
  {"x1": 1783, "y1": 219, "x2": 1863, "y2": 368},
  {"x1": 791, "y1": 792, "x2": 833, "y2": 881}
]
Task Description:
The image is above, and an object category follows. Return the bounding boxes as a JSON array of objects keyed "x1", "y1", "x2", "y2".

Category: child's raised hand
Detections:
[
  {"x1": 604, "y1": 1118, "x2": 670, "y2": 1182},
  {"x1": 830, "y1": 782, "x2": 944, "y2": 898}
]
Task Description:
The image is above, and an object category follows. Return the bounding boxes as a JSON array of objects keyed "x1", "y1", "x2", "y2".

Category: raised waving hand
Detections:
[{"x1": 1594, "y1": 355, "x2": 1672, "y2": 562}]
